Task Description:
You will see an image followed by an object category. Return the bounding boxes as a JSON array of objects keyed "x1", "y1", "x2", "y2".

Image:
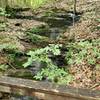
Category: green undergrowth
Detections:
[
  {"x1": 23, "y1": 44, "x2": 73, "y2": 85},
  {"x1": 65, "y1": 38, "x2": 100, "y2": 68},
  {"x1": 0, "y1": 34, "x2": 25, "y2": 70},
  {"x1": 1, "y1": 0, "x2": 54, "y2": 11},
  {"x1": 27, "y1": 25, "x2": 50, "y2": 37},
  {"x1": 25, "y1": 31, "x2": 50, "y2": 45},
  {"x1": 13, "y1": 0, "x2": 50, "y2": 10},
  {"x1": 29, "y1": 0, "x2": 49, "y2": 9},
  {"x1": 0, "y1": 7, "x2": 10, "y2": 17},
  {"x1": 23, "y1": 38, "x2": 100, "y2": 84},
  {"x1": 0, "y1": 64, "x2": 9, "y2": 71},
  {"x1": 0, "y1": 7, "x2": 7, "y2": 16},
  {"x1": 0, "y1": 31, "x2": 99, "y2": 85},
  {"x1": 0, "y1": 22, "x2": 7, "y2": 31},
  {"x1": 0, "y1": 8, "x2": 7, "y2": 31},
  {"x1": 0, "y1": 35, "x2": 21, "y2": 52}
]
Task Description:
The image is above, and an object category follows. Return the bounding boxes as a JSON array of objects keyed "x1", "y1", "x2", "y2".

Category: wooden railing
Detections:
[{"x1": 0, "y1": 76, "x2": 100, "y2": 100}]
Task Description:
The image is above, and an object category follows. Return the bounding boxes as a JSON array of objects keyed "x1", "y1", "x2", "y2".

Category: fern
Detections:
[
  {"x1": 23, "y1": 44, "x2": 62, "y2": 68},
  {"x1": 65, "y1": 39, "x2": 100, "y2": 66},
  {"x1": 23, "y1": 44, "x2": 73, "y2": 85}
]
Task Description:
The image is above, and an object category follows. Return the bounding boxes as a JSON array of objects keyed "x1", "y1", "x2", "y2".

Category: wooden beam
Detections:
[{"x1": 0, "y1": 76, "x2": 100, "y2": 100}]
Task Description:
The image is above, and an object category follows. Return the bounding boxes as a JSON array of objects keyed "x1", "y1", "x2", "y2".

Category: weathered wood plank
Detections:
[{"x1": 0, "y1": 76, "x2": 100, "y2": 100}]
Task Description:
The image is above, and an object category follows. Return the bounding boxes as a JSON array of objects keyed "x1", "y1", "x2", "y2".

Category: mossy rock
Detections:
[
  {"x1": 27, "y1": 24, "x2": 51, "y2": 37},
  {"x1": 8, "y1": 53, "x2": 27, "y2": 68},
  {"x1": 0, "y1": 33, "x2": 25, "y2": 52},
  {"x1": 25, "y1": 25, "x2": 55, "y2": 46},
  {"x1": 25, "y1": 32, "x2": 54, "y2": 46},
  {"x1": 5, "y1": 69, "x2": 33, "y2": 79}
]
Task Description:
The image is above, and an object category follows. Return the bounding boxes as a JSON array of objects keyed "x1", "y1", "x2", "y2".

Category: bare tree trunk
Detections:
[{"x1": 74, "y1": 0, "x2": 77, "y2": 14}]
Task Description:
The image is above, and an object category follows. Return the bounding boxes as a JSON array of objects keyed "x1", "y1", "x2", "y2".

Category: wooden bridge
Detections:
[{"x1": 0, "y1": 76, "x2": 100, "y2": 100}]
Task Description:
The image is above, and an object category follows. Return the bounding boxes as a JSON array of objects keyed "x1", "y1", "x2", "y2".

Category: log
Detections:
[{"x1": 0, "y1": 76, "x2": 100, "y2": 100}]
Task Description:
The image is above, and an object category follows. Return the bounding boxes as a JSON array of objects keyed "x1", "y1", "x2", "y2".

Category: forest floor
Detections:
[{"x1": 0, "y1": 0, "x2": 100, "y2": 93}]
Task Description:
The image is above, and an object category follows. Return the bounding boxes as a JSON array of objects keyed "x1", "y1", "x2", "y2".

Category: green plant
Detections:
[
  {"x1": 24, "y1": 0, "x2": 49, "y2": 10},
  {"x1": 34, "y1": 66, "x2": 73, "y2": 85},
  {"x1": 0, "y1": 43, "x2": 18, "y2": 52},
  {"x1": 0, "y1": 7, "x2": 6, "y2": 16},
  {"x1": 0, "y1": 34, "x2": 22, "y2": 52},
  {"x1": 65, "y1": 39, "x2": 100, "y2": 66},
  {"x1": 25, "y1": 31, "x2": 49, "y2": 45},
  {"x1": 44, "y1": 10, "x2": 56, "y2": 17},
  {"x1": 25, "y1": 25, "x2": 50, "y2": 42},
  {"x1": 23, "y1": 44, "x2": 62, "y2": 67},
  {"x1": 0, "y1": 64, "x2": 9, "y2": 70},
  {"x1": 0, "y1": 22, "x2": 7, "y2": 31},
  {"x1": 27, "y1": 25, "x2": 50, "y2": 36},
  {"x1": 96, "y1": 18, "x2": 100, "y2": 22},
  {"x1": 0, "y1": 7, "x2": 10, "y2": 16},
  {"x1": 23, "y1": 44, "x2": 73, "y2": 85}
]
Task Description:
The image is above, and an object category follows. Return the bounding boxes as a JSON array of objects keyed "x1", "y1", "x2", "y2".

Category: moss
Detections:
[
  {"x1": 0, "y1": 34, "x2": 24, "y2": 52},
  {"x1": 5, "y1": 69, "x2": 33, "y2": 79}
]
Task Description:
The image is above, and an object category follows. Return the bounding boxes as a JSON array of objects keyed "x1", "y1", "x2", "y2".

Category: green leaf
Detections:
[
  {"x1": 0, "y1": 64, "x2": 9, "y2": 70},
  {"x1": 88, "y1": 58, "x2": 96, "y2": 65},
  {"x1": 23, "y1": 57, "x2": 33, "y2": 68}
]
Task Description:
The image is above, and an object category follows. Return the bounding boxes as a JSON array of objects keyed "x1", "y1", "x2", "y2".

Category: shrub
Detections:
[
  {"x1": 65, "y1": 39, "x2": 100, "y2": 66},
  {"x1": 23, "y1": 44, "x2": 73, "y2": 85}
]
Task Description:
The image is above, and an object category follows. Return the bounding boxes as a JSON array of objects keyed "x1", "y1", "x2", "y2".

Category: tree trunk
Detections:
[{"x1": 74, "y1": 0, "x2": 77, "y2": 14}]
